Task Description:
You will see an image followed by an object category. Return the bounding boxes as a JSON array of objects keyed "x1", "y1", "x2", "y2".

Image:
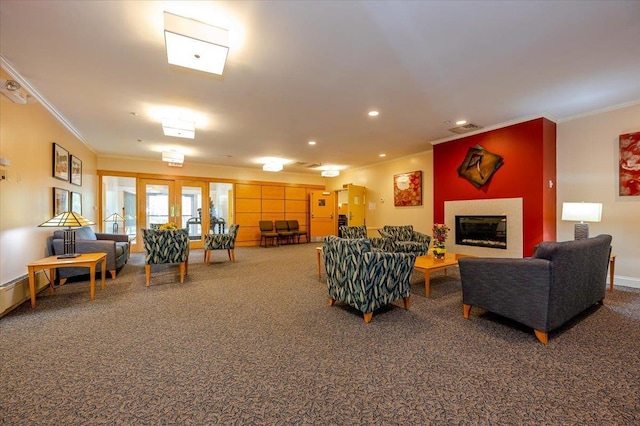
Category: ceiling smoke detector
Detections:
[
  {"x1": 449, "y1": 123, "x2": 483, "y2": 134},
  {"x1": 0, "y1": 79, "x2": 28, "y2": 104}
]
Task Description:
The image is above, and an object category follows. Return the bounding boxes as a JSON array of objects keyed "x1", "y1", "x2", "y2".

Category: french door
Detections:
[{"x1": 138, "y1": 178, "x2": 206, "y2": 251}]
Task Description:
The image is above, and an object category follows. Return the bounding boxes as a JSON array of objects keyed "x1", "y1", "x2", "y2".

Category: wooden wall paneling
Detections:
[
  {"x1": 285, "y1": 199, "x2": 307, "y2": 213},
  {"x1": 285, "y1": 186, "x2": 307, "y2": 200},
  {"x1": 235, "y1": 212, "x2": 262, "y2": 227},
  {"x1": 262, "y1": 199, "x2": 285, "y2": 213},
  {"x1": 262, "y1": 185, "x2": 285, "y2": 199},
  {"x1": 261, "y1": 212, "x2": 283, "y2": 222},
  {"x1": 236, "y1": 183, "x2": 262, "y2": 198},
  {"x1": 236, "y1": 198, "x2": 261, "y2": 213}
]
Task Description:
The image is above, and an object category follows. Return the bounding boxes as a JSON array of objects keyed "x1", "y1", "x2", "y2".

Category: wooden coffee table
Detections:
[{"x1": 413, "y1": 253, "x2": 472, "y2": 297}]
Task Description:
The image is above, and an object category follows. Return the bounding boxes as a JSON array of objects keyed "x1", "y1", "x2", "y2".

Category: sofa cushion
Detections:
[{"x1": 53, "y1": 226, "x2": 97, "y2": 241}]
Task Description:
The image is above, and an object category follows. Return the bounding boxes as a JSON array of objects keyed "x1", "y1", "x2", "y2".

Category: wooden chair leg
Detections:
[
  {"x1": 179, "y1": 262, "x2": 185, "y2": 284},
  {"x1": 363, "y1": 312, "x2": 373, "y2": 323},
  {"x1": 403, "y1": 296, "x2": 411, "y2": 310},
  {"x1": 110, "y1": 270, "x2": 116, "y2": 279},
  {"x1": 204, "y1": 250, "x2": 210, "y2": 265},
  {"x1": 145, "y1": 265, "x2": 151, "y2": 287},
  {"x1": 328, "y1": 298, "x2": 336, "y2": 306},
  {"x1": 534, "y1": 329, "x2": 548, "y2": 345},
  {"x1": 463, "y1": 304, "x2": 472, "y2": 318},
  {"x1": 231, "y1": 249, "x2": 235, "y2": 262}
]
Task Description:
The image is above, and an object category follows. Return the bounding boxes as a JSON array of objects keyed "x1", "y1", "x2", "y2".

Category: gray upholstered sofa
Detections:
[
  {"x1": 458, "y1": 234, "x2": 612, "y2": 344},
  {"x1": 47, "y1": 226, "x2": 130, "y2": 282}
]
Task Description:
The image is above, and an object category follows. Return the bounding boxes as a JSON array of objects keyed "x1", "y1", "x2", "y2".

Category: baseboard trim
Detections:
[
  {"x1": 0, "y1": 271, "x2": 50, "y2": 317},
  {"x1": 612, "y1": 275, "x2": 640, "y2": 290}
]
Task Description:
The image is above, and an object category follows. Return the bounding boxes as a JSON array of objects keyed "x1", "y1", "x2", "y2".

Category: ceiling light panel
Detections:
[
  {"x1": 164, "y1": 12, "x2": 229, "y2": 75},
  {"x1": 162, "y1": 118, "x2": 195, "y2": 139}
]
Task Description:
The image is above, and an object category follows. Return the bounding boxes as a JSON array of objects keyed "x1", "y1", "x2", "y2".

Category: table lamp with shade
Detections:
[
  {"x1": 39, "y1": 211, "x2": 95, "y2": 258},
  {"x1": 561, "y1": 202, "x2": 602, "y2": 240},
  {"x1": 104, "y1": 212, "x2": 125, "y2": 234}
]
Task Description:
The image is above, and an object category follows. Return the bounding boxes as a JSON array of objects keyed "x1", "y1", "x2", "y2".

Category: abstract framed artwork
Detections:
[
  {"x1": 457, "y1": 145, "x2": 504, "y2": 188},
  {"x1": 52, "y1": 142, "x2": 69, "y2": 181},
  {"x1": 53, "y1": 187, "x2": 69, "y2": 216},
  {"x1": 71, "y1": 191, "x2": 82, "y2": 214},
  {"x1": 70, "y1": 155, "x2": 82, "y2": 186},
  {"x1": 393, "y1": 170, "x2": 422, "y2": 206},
  {"x1": 619, "y1": 131, "x2": 640, "y2": 196}
]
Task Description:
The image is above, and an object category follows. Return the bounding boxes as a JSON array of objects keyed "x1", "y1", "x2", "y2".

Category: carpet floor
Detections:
[{"x1": 1, "y1": 243, "x2": 639, "y2": 425}]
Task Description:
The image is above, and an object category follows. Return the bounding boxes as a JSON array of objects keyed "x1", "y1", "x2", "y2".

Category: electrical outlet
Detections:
[{"x1": 0, "y1": 169, "x2": 6, "y2": 180}]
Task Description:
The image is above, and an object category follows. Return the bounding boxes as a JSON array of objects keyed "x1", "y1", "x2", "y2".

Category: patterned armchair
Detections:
[
  {"x1": 339, "y1": 225, "x2": 394, "y2": 252},
  {"x1": 378, "y1": 225, "x2": 431, "y2": 255},
  {"x1": 141, "y1": 228, "x2": 190, "y2": 287},
  {"x1": 323, "y1": 235, "x2": 416, "y2": 323},
  {"x1": 204, "y1": 224, "x2": 240, "y2": 264}
]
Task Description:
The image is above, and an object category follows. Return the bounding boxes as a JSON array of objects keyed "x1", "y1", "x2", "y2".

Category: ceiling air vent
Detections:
[
  {"x1": 449, "y1": 123, "x2": 483, "y2": 134},
  {"x1": 290, "y1": 161, "x2": 322, "y2": 169}
]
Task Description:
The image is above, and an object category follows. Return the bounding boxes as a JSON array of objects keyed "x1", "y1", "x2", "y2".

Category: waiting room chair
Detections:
[
  {"x1": 275, "y1": 220, "x2": 295, "y2": 245},
  {"x1": 287, "y1": 220, "x2": 308, "y2": 243},
  {"x1": 378, "y1": 225, "x2": 431, "y2": 255},
  {"x1": 339, "y1": 225, "x2": 394, "y2": 252},
  {"x1": 204, "y1": 224, "x2": 240, "y2": 264},
  {"x1": 141, "y1": 228, "x2": 190, "y2": 287},
  {"x1": 259, "y1": 220, "x2": 279, "y2": 247}
]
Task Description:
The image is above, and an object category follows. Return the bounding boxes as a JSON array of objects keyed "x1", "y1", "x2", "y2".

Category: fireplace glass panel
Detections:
[{"x1": 455, "y1": 215, "x2": 507, "y2": 249}]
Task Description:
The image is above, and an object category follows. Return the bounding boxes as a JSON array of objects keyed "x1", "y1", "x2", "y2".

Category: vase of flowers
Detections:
[{"x1": 432, "y1": 223, "x2": 450, "y2": 259}]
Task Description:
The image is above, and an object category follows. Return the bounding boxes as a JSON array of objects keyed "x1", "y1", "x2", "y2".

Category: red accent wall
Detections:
[{"x1": 433, "y1": 118, "x2": 556, "y2": 256}]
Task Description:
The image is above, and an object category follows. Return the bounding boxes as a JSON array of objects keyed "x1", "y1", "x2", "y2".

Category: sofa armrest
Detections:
[
  {"x1": 411, "y1": 230, "x2": 431, "y2": 245},
  {"x1": 52, "y1": 238, "x2": 118, "y2": 271},
  {"x1": 95, "y1": 233, "x2": 129, "y2": 243},
  {"x1": 458, "y1": 257, "x2": 553, "y2": 331}
]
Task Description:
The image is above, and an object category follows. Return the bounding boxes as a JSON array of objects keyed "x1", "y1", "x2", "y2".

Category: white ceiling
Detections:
[{"x1": 1, "y1": 1, "x2": 639, "y2": 174}]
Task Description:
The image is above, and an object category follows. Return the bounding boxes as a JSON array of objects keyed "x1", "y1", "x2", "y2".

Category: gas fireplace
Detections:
[{"x1": 455, "y1": 215, "x2": 507, "y2": 249}]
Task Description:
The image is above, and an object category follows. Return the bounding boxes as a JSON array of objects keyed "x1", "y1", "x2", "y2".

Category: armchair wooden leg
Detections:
[
  {"x1": 204, "y1": 250, "x2": 210, "y2": 265},
  {"x1": 463, "y1": 304, "x2": 472, "y2": 318},
  {"x1": 403, "y1": 296, "x2": 411, "y2": 310},
  {"x1": 230, "y1": 249, "x2": 235, "y2": 262},
  {"x1": 179, "y1": 262, "x2": 185, "y2": 284},
  {"x1": 328, "y1": 298, "x2": 336, "y2": 306},
  {"x1": 363, "y1": 312, "x2": 373, "y2": 323},
  {"x1": 110, "y1": 270, "x2": 116, "y2": 279},
  {"x1": 534, "y1": 329, "x2": 548, "y2": 345},
  {"x1": 145, "y1": 265, "x2": 151, "y2": 287}
]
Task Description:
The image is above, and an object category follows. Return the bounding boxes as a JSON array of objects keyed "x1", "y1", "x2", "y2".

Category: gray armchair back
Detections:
[{"x1": 459, "y1": 234, "x2": 612, "y2": 344}]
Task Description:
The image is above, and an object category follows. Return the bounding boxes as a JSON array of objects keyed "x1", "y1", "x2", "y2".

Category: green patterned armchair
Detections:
[
  {"x1": 323, "y1": 235, "x2": 416, "y2": 323},
  {"x1": 141, "y1": 228, "x2": 190, "y2": 287},
  {"x1": 204, "y1": 224, "x2": 240, "y2": 264},
  {"x1": 339, "y1": 225, "x2": 394, "y2": 252},
  {"x1": 379, "y1": 225, "x2": 431, "y2": 256}
]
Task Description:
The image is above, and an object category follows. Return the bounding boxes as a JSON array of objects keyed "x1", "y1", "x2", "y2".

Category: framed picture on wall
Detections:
[
  {"x1": 53, "y1": 187, "x2": 69, "y2": 216},
  {"x1": 52, "y1": 143, "x2": 69, "y2": 181},
  {"x1": 70, "y1": 155, "x2": 82, "y2": 186},
  {"x1": 70, "y1": 191, "x2": 82, "y2": 214},
  {"x1": 619, "y1": 131, "x2": 640, "y2": 196},
  {"x1": 393, "y1": 170, "x2": 423, "y2": 206}
]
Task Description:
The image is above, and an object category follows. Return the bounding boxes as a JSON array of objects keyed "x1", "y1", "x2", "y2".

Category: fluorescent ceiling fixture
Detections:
[
  {"x1": 368, "y1": 110, "x2": 379, "y2": 117},
  {"x1": 164, "y1": 11, "x2": 229, "y2": 75},
  {"x1": 162, "y1": 118, "x2": 195, "y2": 139},
  {"x1": 256, "y1": 157, "x2": 292, "y2": 165},
  {"x1": 308, "y1": 141, "x2": 316, "y2": 145},
  {"x1": 321, "y1": 170, "x2": 339, "y2": 177},
  {"x1": 263, "y1": 162, "x2": 283, "y2": 172},
  {"x1": 561, "y1": 202, "x2": 602, "y2": 222},
  {"x1": 456, "y1": 120, "x2": 467, "y2": 125},
  {"x1": 379, "y1": 153, "x2": 386, "y2": 157},
  {"x1": 162, "y1": 151, "x2": 185, "y2": 163}
]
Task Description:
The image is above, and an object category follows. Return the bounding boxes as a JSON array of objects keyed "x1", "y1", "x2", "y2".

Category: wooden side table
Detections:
[
  {"x1": 27, "y1": 253, "x2": 107, "y2": 308},
  {"x1": 609, "y1": 254, "x2": 616, "y2": 292}
]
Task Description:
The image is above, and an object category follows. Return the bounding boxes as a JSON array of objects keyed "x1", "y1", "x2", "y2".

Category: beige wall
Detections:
[
  {"x1": 557, "y1": 103, "x2": 640, "y2": 288},
  {"x1": 0, "y1": 72, "x2": 98, "y2": 285},
  {"x1": 325, "y1": 151, "x2": 434, "y2": 236}
]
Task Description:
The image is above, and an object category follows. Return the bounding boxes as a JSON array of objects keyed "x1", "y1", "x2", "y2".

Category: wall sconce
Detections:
[{"x1": 561, "y1": 202, "x2": 602, "y2": 240}]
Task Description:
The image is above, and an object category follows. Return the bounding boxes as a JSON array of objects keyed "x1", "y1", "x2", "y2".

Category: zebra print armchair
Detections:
[
  {"x1": 323, "y1": 235, "x2": 416, "y2": 323},
  {"x1": 141, "y1": 228, "x2": 190, "y2": 287}
]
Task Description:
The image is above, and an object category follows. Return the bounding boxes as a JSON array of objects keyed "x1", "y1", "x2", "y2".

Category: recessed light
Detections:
[
  {"x1": 368, "y1": 110, "x2": 379, "y2": 117},
  {"x1": 444, "y1": 120, "x2": 451, "y2": 125},
  {"x1": 456, "y1": 120, "x2": 467, "y2": 125},
  {"x1": 379, "y1": 153, "x2": 386, "y2": 157},
  {"x1": 308, "y1": 140, "x2": 316, "y2": 145}
]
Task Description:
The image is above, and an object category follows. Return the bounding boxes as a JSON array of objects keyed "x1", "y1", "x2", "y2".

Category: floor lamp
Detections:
[
  {"x1": 39, "y1": 211, "x2": 95, "y2": 258},
  {"x1": 561, "y1": 202, "x2": 602, "y2": 240}
]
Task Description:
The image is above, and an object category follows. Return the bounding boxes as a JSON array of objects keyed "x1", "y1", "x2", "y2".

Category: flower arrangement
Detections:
[
  {"x1": 432, "y1": 223, "x2": 450, "y2": 258},
  {"x1": 159, "y1": 222, "x2": 178, "y2": 230}
]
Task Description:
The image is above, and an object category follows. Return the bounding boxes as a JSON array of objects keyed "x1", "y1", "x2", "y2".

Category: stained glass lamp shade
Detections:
[{"x1": 39, "y1": 211, "x2": 95, "y2": 258}]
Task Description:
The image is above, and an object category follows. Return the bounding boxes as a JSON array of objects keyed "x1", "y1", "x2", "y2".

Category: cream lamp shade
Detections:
[
  {"x1": 561, "y1": 202, "x2": 602, "y2": 240},
  {"x1": 39, "y1": 211, "x2": 95, "y2": 258}
]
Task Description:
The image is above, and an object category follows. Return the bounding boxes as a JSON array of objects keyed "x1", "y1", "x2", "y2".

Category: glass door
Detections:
[{"x1": 178, "y1": 181, "x2": 205, "y2": 248}]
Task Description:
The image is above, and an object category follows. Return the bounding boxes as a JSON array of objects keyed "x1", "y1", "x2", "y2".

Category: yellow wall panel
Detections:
[
  {"x1": 236, "y1": 183, "x2": 261, "y2": 199},
  {"x1": 237, "y1": 226, "x2": 260, "y2": 242},
  {"x1": 236, "y1": 198, "x2": 261, "y2": 213},
  {"x1": 285, "y1": 186, "x2": 307, "y2": 200},
  {"x1": 236, "y1": 212, "x2": 262, "y2": 226},
  {"x1": 262, "y1": 199, "x2": 285, "y2": 213},
  {"x1": 262, "y1": 185, "x2": 285, "y2": 199},
  {"x1": 285, "y1": 199, "x2": 307, "y2": 213},
  {"x1": 285, "y1": 212, "x2": 307, "y2": 226},
  {"x1": 261, "y1": 213, "x2": 282, "y2": 222}
]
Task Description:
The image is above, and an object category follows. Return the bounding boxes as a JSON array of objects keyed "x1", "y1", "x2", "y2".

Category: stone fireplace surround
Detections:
[{"x1": 444, "y1": 198, "x2": 523, "y2": 258}]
